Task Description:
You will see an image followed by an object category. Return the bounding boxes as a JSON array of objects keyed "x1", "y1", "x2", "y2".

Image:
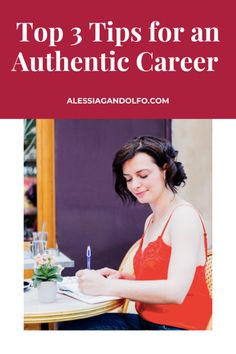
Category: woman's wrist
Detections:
[
  {"x1": 105, "y1": 278, "x2": 121, "y2": 297},
  {"x1": 105, "y1": 278, "x2": 133, "y2": 297},
  {"x1": 104, "y1": 278, "x2": 113, "y2": 296}
]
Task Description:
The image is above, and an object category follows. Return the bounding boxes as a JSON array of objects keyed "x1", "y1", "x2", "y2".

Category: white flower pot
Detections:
[{"x1": 37, "y1": 281, "x2": 57, "y2": 303}]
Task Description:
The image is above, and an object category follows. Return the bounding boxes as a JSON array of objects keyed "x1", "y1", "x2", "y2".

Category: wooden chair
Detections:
[
  {"x1": 205, "y1": 250, "x2": 212, "y2": 330},
  {"x1": 118, "y1": 240, "x2": 213, "y2": 329},
  {"x1": 118, "y1": 240, "x2": 140, "y2": 313}
]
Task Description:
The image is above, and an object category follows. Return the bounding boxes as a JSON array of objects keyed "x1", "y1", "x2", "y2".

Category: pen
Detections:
[{"x1": 86, "y1": 245, "x2": 91, "y2": 269}]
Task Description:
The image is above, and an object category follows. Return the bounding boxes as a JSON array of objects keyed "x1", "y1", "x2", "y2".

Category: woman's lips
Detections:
[{"x1": 135, "y1": 191, "x2": 147, "y2": 197}]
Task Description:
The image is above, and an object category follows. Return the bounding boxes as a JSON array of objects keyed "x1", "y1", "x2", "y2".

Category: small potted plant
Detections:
[{"x1": 32, "y1": 253, "x2": 63, "y2": 303}]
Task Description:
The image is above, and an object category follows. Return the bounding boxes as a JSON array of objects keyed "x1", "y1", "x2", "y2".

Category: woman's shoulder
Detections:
[
  {"x1": 173, "y1": 202, "x2": 201, "y2": 216},
  {"x1": 170, "y1": 202, "x2": 204, "y2": 232}
]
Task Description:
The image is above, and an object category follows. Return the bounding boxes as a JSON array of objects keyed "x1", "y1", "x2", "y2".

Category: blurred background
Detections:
[{"x1": 24, "y1": 119, "x2": 212, "y2": 276}]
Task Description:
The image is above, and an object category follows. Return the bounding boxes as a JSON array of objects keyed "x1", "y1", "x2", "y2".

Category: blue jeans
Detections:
[{"x1": 58, "y1": 313, "x2": 185, "y2": 330}]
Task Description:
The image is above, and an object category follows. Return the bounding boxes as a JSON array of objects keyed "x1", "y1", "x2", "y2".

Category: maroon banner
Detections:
[{"x1": 0, "y1": 0, "x2": 235, "y2": 118}]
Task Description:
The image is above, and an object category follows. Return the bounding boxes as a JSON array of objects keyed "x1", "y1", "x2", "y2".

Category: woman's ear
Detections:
[
  {"x1": 162, "y1": 163, "x2": 168, "y2": 180},
  {"x1": 162, "y1": 163, "x2": 168, "y2": 171}
]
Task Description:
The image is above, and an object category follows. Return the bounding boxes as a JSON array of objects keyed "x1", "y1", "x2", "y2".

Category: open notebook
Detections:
[{"x1": 58, "y1": 276, "x2": 120, "y2": 304}]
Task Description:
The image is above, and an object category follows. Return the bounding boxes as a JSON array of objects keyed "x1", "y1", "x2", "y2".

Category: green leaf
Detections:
[{"x1": 32, "y1": 264, "x2": 63, "y2": 284}]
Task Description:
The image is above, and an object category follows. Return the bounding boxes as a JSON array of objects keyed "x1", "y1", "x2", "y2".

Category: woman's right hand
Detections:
[{"x1": 96, "y1": 267, "x2": 123, "y2": 279}]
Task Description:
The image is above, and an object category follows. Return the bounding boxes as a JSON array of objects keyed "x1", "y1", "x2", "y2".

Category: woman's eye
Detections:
[
  {"x1": 140, "y1": 175, "x2": 148, "y2": 179},
  {"x1": 123, "y1": 176, "x2": 132, "y2": 183}
]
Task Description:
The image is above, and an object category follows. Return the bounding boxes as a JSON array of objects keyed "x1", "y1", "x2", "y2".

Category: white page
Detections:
[{"x1": 58, "y1": 277, "x2": 120, "y2": 304}]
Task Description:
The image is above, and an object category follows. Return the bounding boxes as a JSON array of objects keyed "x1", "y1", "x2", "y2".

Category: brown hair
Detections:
[{"x1": 112, "y1": 136, "x2": 187, "y2": 203}]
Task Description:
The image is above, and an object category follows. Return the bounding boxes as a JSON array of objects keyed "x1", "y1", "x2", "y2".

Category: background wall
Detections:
[
  {"x1": 55, "y1": 119, "x2": 171, "y2": 275},
  {"x1": 55, "y1": 119, "x2": 212, "y2": 276},
  {"x1": 172, "y1": 119, "x2": 212, "y2": 247}
]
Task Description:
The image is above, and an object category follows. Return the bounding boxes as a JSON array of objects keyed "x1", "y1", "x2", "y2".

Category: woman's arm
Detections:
[
  {"x1": 77, "y1": 207, "x2": 203, "y2": 304},
  {"x1": 95, "y1": 267, "x2": 136, "y2": 280}
]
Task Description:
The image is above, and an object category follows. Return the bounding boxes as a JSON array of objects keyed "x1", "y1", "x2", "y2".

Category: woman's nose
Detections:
[{"x1": 131, "y1": 178, "x2": 141, "y2": 189}]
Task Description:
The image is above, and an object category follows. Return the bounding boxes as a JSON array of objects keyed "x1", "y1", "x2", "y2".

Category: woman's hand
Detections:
[
  {"x1": 75, "y1": 269, "x2": 111, "y2": 296},
  {"x1": 97, "y1": 267, "x2": 136, "y2": 280},
  {"x1": 96, "y1": 267, "x2": 122, "y2": 279}
]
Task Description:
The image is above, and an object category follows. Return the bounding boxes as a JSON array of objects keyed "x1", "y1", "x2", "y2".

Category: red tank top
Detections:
[{"x1": 133, "y1": 207, "x2": 212, "y2": 330}]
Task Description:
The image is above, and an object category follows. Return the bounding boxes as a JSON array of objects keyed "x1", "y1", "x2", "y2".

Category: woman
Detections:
[{"x1": 59, "y1": 136, "x2": 212, "y2": 330}]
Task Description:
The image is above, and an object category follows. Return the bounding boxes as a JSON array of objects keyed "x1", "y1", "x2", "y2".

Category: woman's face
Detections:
[{"x1": 122, "y1": 152, "x2": 167, "y2": 204}]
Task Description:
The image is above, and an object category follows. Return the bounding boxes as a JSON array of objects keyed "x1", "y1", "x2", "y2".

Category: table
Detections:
[
  {"x1": 24, "y1": 252, "x2": 74, "y2": 269},
  {"x1": 24, "y1": 286, "x2": 125, "y2": 326}
]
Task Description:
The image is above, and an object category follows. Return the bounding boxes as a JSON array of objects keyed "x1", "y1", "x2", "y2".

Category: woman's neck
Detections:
[{"x1": 150, "y1": 190, "x2": 182, "y2": 220}]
